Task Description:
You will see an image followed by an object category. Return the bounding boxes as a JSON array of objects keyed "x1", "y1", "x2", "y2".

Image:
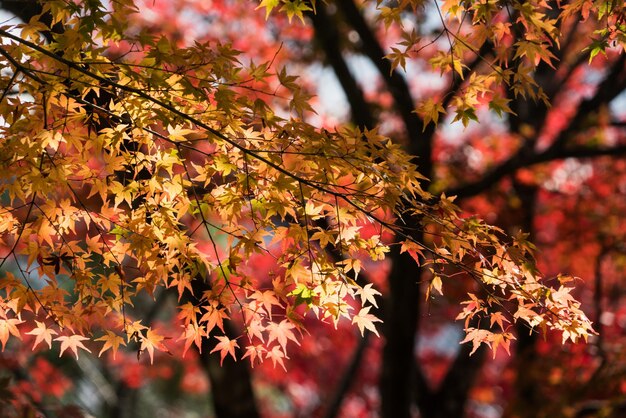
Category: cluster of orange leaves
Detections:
[{"x1": 0, "y1": 0, "x2": 605, "y2": 367}]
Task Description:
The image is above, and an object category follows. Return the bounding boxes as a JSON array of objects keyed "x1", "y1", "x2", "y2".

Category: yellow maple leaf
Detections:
[{"x1": 256, "y1": 0, "x2": 280, "y2": 19}]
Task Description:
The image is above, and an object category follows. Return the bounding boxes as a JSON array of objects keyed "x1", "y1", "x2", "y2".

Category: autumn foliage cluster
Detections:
[{"x1": 0, "y1": 0, "x2": 625, "y2": 417}]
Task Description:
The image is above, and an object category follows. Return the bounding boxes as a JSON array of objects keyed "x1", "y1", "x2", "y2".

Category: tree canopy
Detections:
[{"x1": 0, "y1": 0, "x2": 625, "y2": 417}]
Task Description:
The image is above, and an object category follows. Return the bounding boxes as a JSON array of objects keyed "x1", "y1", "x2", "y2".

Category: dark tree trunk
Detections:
[
  {"x1": 380, "y1": 249, "x2": 421, "y2": 418},
  {"x1": 191, "y1": 280, "x2": 260, "y2": 418},
  {"x1": 198, "y1": 320, "x2": 260, "y2": 418},
  {"x1": 502, "y1": 182, "x2": 540, "y2": 418}
]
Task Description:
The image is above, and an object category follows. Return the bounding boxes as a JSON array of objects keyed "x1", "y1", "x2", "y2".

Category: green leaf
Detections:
[
  {"x1": 488, "y1": 95, "x2": 515, "y2": 117},
  {"x1": 289, "y1": 283, "x2": 314, "y2": 307},
  {"x1": 586, "y1": 38, "x2": 608, "y2": 63},
  {"x1": 452, "y1": 106, "x2": 479, "y2": 127}
]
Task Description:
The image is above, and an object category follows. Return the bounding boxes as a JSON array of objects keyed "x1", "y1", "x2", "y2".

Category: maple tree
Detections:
[{"x1": 0, "y1": 0, "x2": 624, "y2": 417}]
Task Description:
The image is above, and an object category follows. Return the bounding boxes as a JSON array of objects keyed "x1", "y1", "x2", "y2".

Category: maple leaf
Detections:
[
  {"x1": 490, "y1": 332, "x2": 516, "y2": 359},
  {"x1": 304, "y1": 201, "x2": 325, "y2": 218},
  {"x1": 488, "y1": 95, "x2": 515, "y2": 117},
  {"x1": 140, "y1": 329, "x2": 167, "y2": 364},
  {"x1": 415, "y1": 98, "x2": 446, "y2": 130},
  {"x1": 125, "y1": 320, "x2": 147, "y2": 341},
  {"x1": 354, "y1": 283, "x2": 381, "y2": 308},
  {"x1": 337, "y1": 226, "x2": 361, "y2": 243},
  {"x1": 199, "y1": 303, "x2": 228, "y2": 334},
  {"x1": 210, "y1": 335, "x2": 239, "y2": 365},
  {"x1": 37, "y1": 220, "x2": 57, "y2": 247},
  {"x1": 339, "y1": 258, "x2": 362, "y2": 277},
  {"x1": 26, "y1": 321, "x2": 57, "y2": 350},
  {"x1": 266, "y1": 319, "x2": 300, "y2": 352},
  {"x1": 178, "y1": 323, "x2": 205, "y2": 357},
  {"x1": 513, "y1": 305, "x2": 543, "y2": 328},
  {"x1": 177, "y1": 302, "x2": 201, "y2": 325},
  {"x1": 400, "y1": 240, "x2": 425, "y2": 264},
  {"x1": 244, "y1": 318, "x2": 266, "y2": 343},
  {"x1": 265, "y1": 345, "x2": 288, "y2": 371},
  {"x1": 460, "y1": 328, "x2": 492, "y2": 356},
  {"x1": 256, "y1": 0, "x2": 280, "y2": 19},
  {"x1": 425, "y1": 275, "x2": 443, "y2": 300},
  {"x1": 489, "y1": 311, "x2": 510, "y2": 331},
  {"x1": 250, "y1": 290, "x2": 282, "y2": 319},
  {"x1": 385, "y1": 46, "x2": 408, "y2": 72},
  {"x1": 279, "y1": 0, "x2": 312, "y2": 23},
  {"x1": 0, "y1": 317, "x2": 24, "y2": 350},
  {"x1": 95, "y1": 331, "x2": 127, "y2": 360},
  {"x1": 352, "y1": 307, "x2": 382, "y2": 337},
  {"x1": 310, "y1": 229, "x2": 336, "y2": 248},
  {"x1": 55, "y1": 335, "x2": 92, "y2": 360},
  {"x1": 242, "y1": 344, "x2": 266, "y2": 368}
]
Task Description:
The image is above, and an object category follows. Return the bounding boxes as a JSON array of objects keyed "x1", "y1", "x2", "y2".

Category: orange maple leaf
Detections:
[
  {"x1": 242, "y1": 344, "x2": 266, "y2": 368},
  {"x1": 199, "y1": 303, "x2": 228, "y2": 334},
  {"x1": 177, "y1": 302, "x2": 201, "y2": 325},
  {"x1": 178, "y1": 323, "x2": 205, "y2": 357},
  {"x1": 266, "y1": 319, "x2": 300, "y2": 352},
  {"x1": 95, "y1": 330, "x2": 127, "y2": 360},
  {"x1": 26, "y1": 321, "x2": 57, "y2": 350},
  {"x1": 250, "y1": 290, "x2": 282, "y2": 319},
  {"x1": 265, "y1": 345, "x2": 287, "y2": 371},
  {"x1": 210, "y1": 335, "x2": 239, "y2": 365},
  {"x1": 140, "y1": 328, "x2": 167, "y2": 364},
  {"x1": 0, "y1": 317, "x2": 23, "y2": 350}
]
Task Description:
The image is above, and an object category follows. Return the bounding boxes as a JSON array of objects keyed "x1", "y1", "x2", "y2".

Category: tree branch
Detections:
[
  {"x1": 449, "y1": 54, "x2": 626, "y2": 200},
  {"x1": 190, "y1": 279, "x2": 260, "y2": 418},
  {"x1": 549, "y1": 54, "x2": 626, "y2": 152},
  {"x1": 448, "y1": 142, "x2": 626, "y2": 199},
  {"x1": 0, "y1": 0, "x2": 41, "y2": 23},
  {"x1": 335, "y1": 0, "x2": 431, "y2": 168},
  {"x1": 380, "y1": 243, "x2": 422, "y2": 418},
  {"x1": 1, "y1": 0, "x2": 64, "y2": 42},
  {"x1": 307, "y1": 3, "x2": 375, "y2": 130}
]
